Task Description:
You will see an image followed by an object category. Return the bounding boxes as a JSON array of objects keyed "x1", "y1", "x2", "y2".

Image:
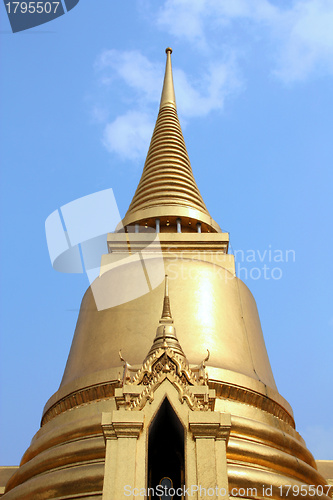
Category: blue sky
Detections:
[{"x1": 0, "y1": 0, "x2": 332, "y2": 465}]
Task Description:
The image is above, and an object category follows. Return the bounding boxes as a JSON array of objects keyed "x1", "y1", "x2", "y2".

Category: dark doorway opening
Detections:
[{"x1": 148, "y1": 398, "x2": 184, "y2": 499}]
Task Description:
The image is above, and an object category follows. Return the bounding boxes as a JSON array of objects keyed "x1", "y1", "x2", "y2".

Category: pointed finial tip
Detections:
[
  {"x1": 164, "y1": 274, "x2": 169, "y2": 297},
  {"x1": 160, "y1": 47, "x2": 176, "y2": 109}
]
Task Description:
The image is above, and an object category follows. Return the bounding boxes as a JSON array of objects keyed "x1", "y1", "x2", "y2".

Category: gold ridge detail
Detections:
[
  {"x1": 125, "y1": 108, "x2": 208, "y2": 215},
  {"x1": 121, "y1": 51, "x2": 220, "y2": 232}
]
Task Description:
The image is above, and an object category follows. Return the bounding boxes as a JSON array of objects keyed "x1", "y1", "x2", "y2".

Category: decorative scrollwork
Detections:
[{"x1": 115, "y1": 346, "x2": 212, "y2": 412}]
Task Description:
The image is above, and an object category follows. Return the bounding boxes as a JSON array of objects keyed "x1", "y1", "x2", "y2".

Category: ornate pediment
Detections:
[
  {"x1": 133, "y1": 347, "x2": 205, "y2": 387},
  {"x1": 116, "y1": 276, "x2": 215, "y2": 412},
  {"x1": 116, "y1": 346, "x2": 215, "y2": 412}
]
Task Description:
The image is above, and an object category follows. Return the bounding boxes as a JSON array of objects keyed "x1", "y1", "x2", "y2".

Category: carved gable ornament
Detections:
[{"x1": 116, "y1": 346, "x2": 215, "y2": 412}]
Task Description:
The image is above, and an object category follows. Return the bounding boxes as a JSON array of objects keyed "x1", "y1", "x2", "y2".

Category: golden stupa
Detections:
[{"x1": 1, "y1": 48, "x2": 332, "y2": 499}]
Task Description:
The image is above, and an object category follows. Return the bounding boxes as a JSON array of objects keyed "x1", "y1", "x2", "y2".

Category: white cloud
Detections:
[
  {"x1": 95, "y1": 49, "x2": 241, "y2": 161},
  {"x1": 102, "y1": 111, "x2": 154, "y2": 161},
  {"x1": 157, "y1": 0, "x2": 208, "y2": 48},
  {"x1": 97, "y1": 48, "x2": 240, "y2": 118},
  {"x1": 174, "y1": 61, "x2": 242, "y2": 118},
  {"x1": 273, "y1": 0, "x2": 333, "y2": 82},
  {"x1": 96, "y1": 49, "x2": 163, "y2": 104},
  {"x1": 92, "y1": 0, "x2": 333, "y2": 163},
  {"x1": 157, "y1": 0, "x2": 278, "y2": 41},
  {"x1": 156, "y1": 0, "x2": 333, "y2": 82},
  {"x1": 156, "y1": 0, "x2": 278, "y2": 51}
]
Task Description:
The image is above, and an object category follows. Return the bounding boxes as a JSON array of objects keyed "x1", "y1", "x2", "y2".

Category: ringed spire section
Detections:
[{"x1": 121, "y1": 48, "x2": 221, "y2": 234}]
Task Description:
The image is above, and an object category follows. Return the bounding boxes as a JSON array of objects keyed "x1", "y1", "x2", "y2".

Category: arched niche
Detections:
[{"x1": 148, "y1": 398, "x2": 185, "y2": 499}]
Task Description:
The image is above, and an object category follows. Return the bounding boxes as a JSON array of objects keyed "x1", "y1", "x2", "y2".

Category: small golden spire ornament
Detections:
[
  {"x1": 145, "y1": 275, "x2": 185, "y2": 360},
  {"x1": 161, "y1": 274, "x2": 172, "y2": 320}
]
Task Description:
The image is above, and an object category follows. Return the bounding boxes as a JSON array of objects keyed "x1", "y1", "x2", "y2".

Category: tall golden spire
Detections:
[{"x1": 121, "y1": 48, "x2": 221, "y2": 233}]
